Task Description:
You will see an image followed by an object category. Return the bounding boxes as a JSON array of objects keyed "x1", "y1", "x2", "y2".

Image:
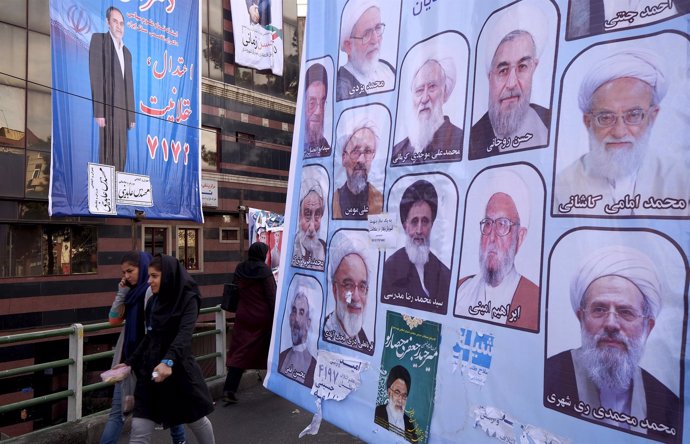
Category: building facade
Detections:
[{"x1": 0, "y1": 0, "x2": 300, "y2": 435}]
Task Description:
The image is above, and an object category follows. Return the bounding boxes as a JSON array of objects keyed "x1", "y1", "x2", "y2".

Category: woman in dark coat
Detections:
[
  {"x1": 123, "y1": 254, "x2": 215, "y2": 444},
  {"x1": 223, "y1": 242, "x2": 276, "y2": 403}
]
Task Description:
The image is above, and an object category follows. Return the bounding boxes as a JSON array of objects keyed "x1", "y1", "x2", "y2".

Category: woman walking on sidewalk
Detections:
[
  {"x1": 223, "y1": 242, "x2": 276, "y2": 403},
  {"x1": 122, "y1": 254, "x2": 215, "y2": 444}
]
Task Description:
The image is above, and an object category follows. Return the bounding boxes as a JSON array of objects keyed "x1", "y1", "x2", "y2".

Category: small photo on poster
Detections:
[
  {"x1": 469, "y1": 0, "x2": 557, "y2": 160},
  {"x1": 322, "y1": 229, "x2": 378, "y2": 355},
  {"x1": 544, "y1": 229, "x2": 685, "y2": 442},
  {"x1": 336, "y1": 0, "x2": 401, "y2": 101},
  {"x1": 454, "y1": 163, "x2": 544, "y2": 332},
  {"x1": 374, "y1": 311, "x2": 440, "y2": 444},
  {"x1": 566, "y1": 0, "x2": 690, "y2": 40},
  {"x1": 332, "y1": 104, "x2": 389, "y2": 221},
  {"x1": 302, "y1": 57, "x2": 334, "y2": 159},
  {"x1": 390, "y1": 31, "x2": 468, "y2": 166},
  {"x1": 277, "y1": 274, "x2": 322, "y2": 388},
  {"x1": 291, "y1": 165, "x2": 329, "y2": 271},
  {"x1": 380, "y1": 174, "x2": 458, "y2": 315},
  {"x1": 552, "y1": 34, "x2": 690, "y2": 217}
]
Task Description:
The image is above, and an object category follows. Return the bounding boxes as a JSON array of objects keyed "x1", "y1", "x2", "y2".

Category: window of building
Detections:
[
  {"x1": 219, "y1": 227, "x2": 239, "y2": 243},
  {"x1": 237, "y1": 132, "x2": 255, "y2": 146},
  {"x1": 202, "y1": 0, "x2": 224, "y2": 81},
  {"x1": 144, "y1": 226, "x2": 169, "y2": 256},
  {"x1": 201, "y1": 127, "x2": 219, "y2": 171},
  {"x1": 0, "y1": 223, "x2": 97, "y2": 278},
  {"x1": 177, "y1": 227, "x2": 200, "y2": 270}
]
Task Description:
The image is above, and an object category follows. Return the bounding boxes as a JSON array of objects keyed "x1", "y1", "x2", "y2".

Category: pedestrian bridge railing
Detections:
[{"x1": 0, "y1": 306, "x2": 226, "y2": 428}]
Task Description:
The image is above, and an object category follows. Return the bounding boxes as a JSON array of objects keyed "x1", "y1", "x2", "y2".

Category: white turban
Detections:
[
  {"x1": 340, "y1": 0, "x2": 379, "y2": 50},
  {"x1": 328, "y1": 233, "x2": 371, "y2": 282},
  {"x1": 412, "y1": 57, "x2": 457, "y2": 102},
  {"x1": 480, "y1": 169, "x2": 531, "y2": 229},
  {"x1": 578, "y1": 49, "x2": 668, "y2": 112},
  {"x1": 299, "y1": 177, "x2": 324, "y2": 205},
  {"x1": 484, "y1": 1, "x2": 548, "y2": 74},
  {"x1": 570, "y1": 246, "x2": 662, "y2": 319},
  {"x1": 337, "y1": 116, "x2": 379, "y2": 155}
]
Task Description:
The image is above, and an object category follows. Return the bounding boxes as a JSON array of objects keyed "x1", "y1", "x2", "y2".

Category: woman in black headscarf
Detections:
[
  {"x1": 123, "y1": 254, "x2": 215, "y2": 444},
  {"x1": 223, "y1": 242, "x2": 276, "y2": 403}
]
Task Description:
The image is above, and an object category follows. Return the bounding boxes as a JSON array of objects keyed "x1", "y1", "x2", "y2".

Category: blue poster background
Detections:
[
  {"x1": 49, "y1": 0, "x2": 202, "y2": 221},
  {"x1": 265, "y1": 1, "x2": 690, "y2": 443}
]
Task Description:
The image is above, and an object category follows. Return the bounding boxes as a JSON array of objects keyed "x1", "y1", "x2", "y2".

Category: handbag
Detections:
[{"x1": 221, "y1": 283, "x2": 239, "y2": 312}]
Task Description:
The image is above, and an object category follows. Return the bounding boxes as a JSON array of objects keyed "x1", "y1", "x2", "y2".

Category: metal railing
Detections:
[{"x1": 0, "y1": 305, "x2": 226, "y2": 426}]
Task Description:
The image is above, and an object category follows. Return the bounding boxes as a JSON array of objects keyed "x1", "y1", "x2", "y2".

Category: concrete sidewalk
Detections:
[
  {"x1": 121, "y1": 381, "x2": 361, "y2": 444},
  {"x1": 7, "y1": 371, "x2": 362, "y2": 444}
]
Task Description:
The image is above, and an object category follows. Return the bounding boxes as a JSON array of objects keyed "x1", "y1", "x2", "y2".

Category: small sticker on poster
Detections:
[
  {"x1": 311, "y1": 350, "x2": 368, "y2": 401},
  {"x1": 88, "y1": 163, "x2": 117, "y2": 215},
  {"x1": 368, "y1": 212, "x2": 397, "y2": 249},
  {"x1": 116, "y1": 172, "x2": 153, "y2": 207}
]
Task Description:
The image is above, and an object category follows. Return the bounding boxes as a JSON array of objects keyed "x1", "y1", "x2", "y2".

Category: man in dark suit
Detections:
[
  {"x1": 374, "y1": 365, "x2": 418, "y2": 442},
  {"x1": 89, "y1": 6, "x2": 135, "y2": 172}
]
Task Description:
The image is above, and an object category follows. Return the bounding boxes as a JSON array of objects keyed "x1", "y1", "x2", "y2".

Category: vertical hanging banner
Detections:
[
  {"x1": 265, "y1": 1, "x2": 690, "y2": 443},
  {"x1": 49, "y1": 0, "x2": 202, "y2": 222},
  {"x1": 230, "y1": 0, "x2": 284, "y2": 75}
]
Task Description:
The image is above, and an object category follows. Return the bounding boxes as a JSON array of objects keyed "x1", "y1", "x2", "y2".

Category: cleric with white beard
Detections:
[{"x1": 554, "y1": 49, "x2": 690, "y2": 216}]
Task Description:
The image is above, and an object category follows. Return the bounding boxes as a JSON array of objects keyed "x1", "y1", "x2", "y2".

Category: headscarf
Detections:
[
  {"x1": 123, "y1": 251, "x2": 152, "y2": 359},
  {"x1": 148, "y1": 254, "x2": 201, "y2": 331},
  {"x1": 235, "y1": 242, "x2": 273, "y2": 279},
  {"x1": 577, "y1": 49, "x2": 668, "y2": 112},
  {"x1": 570, "y1": 246, "x2": 662, "y2": 319}
]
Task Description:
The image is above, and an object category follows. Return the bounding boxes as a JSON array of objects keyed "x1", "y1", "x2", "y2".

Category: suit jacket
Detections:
[
  {"x1": 457, "y1": 274, "x2": 539, "y2": 331},
  {"x1": 381, "y1": 248, "x2": 450, "y2": 314},
  {"x1": 333, "y1": 183, "x2": 383, "y2": 219},
  {"x1": 545, "y1": 350, "x2": 681, "y2": 443},
  {"x1": 89, "y1": 32, "x2": 135, "y2": 170},
  {"x1": 374, "y1": 404, "x2": 418, "y2": 442},
  {"x1": 469, "y1": 104, "x2": 550, "y2": 160},
  {"x1": 391, "y1": 116, "x2": 463, "y2": 165}
]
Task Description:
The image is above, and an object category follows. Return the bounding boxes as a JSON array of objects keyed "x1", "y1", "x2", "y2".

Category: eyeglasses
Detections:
[
  {"x1": 335, "y1": 279, "x2": 368, "y2": 294},
  {"x1": 350, "y1": 23, "x2": 385, "y2": 45},
  {"x1": 344, "y1": 147, "x2": 375, "y2": 160},
  {"x1": 389, "y1": 388, "x2": 408, "y2": 400},
  {"x1": 582, "y1": 305, "x2": 646, "y2": 323},
  {"x1": 480, "y1": 217, "x2": 517, "y2": 237},
  {"x1": 588, "y1": 106, "x2": 654, "y2": 128}
]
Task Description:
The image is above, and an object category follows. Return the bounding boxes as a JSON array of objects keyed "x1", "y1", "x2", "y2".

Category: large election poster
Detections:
[
  {"x1": 230, "y1": 0, "x2": 284, "y2": 75},
  {"x1": 266, "y1": 0, "x2": 690, "y2": 442},
  {"x1": 49, "y1": 0, "x2": 202, "y2": 222}
]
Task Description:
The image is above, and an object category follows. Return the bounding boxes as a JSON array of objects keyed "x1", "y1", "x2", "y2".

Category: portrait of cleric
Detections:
[
  {"x1": 277, "y1": 274, "x2": 322, "y2": 388},
  {"x1": 336, "y1": 0, "x2": 399, "y2": 101},
  {"x1": 566, "y1": 0, "x2": 690, "y2": 40},
  {"x1": 454, "y1": 165, "x2": 544, "y2": 331},
  {"x1": 303, "y1": 59, "x2": 333, "y2": 159},
  {"x1": 89, "y1": 6, "x2": 136, "y2": 172},
  {"x1": 381, "y1": 176, "x2": 458, "y2": 315},
  {"x1": 553, "y1": 37, "x2": 690, "y2": 217},
  {"x1": 545, "y1": 230, "x2": 685, "y2": 442},
  {"x1": 391, "y1": 32, "x2": 467, "y2": 166},
  {"x1": 291, "y1": 165, "x2": 329, "y2": 271},
  {"x1": 374, "y1": 365, "x2": 419, "y2": 442},
  {"x1": 333, "y1": 105, "x2": 388, "y2": 220},
  {"x1": 322, "y1": 230, "x2": 377, "y2": 355},
  {"x1": 469, "y1": 0, "x2": 556, "y2": 160}
]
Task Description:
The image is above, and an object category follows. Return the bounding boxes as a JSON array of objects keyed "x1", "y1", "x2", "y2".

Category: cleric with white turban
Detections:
[
  {"x1": 578, "y1": 49, "x2": 668, "y2": 113},
  {"x1": 570, "y1": 245, "x2": 662, "y2": 319}
]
